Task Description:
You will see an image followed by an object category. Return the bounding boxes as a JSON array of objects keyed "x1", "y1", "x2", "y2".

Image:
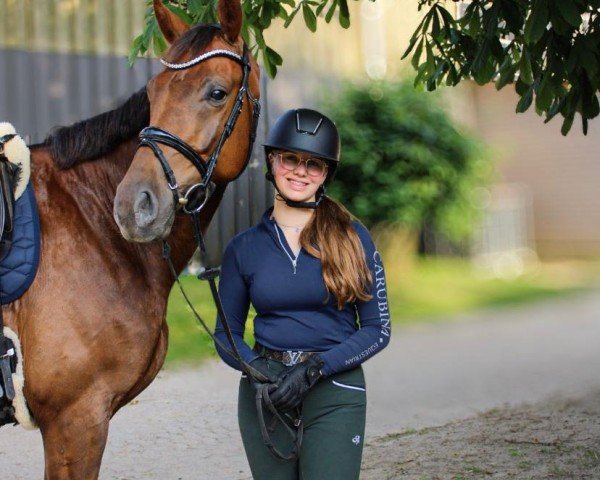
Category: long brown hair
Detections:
[{"x1": 300, "y1": 196, "x2": 373, "y2": 309}]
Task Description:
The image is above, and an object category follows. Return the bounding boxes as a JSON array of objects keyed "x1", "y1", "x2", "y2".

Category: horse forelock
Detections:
[
  {"x1": 44, "y1": 88, "x2": 150, "y2": 169},
  {"x1": 44, "y1": 24, "x2": 233, "y2": 171},
  {"x1": 163, "y1": 23, "x2": 224, "y2": 64}
]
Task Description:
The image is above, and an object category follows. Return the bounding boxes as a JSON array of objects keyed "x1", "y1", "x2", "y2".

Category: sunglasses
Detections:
[{"x1": 271, "y1": 152, "x2": 328, "y2": 178}]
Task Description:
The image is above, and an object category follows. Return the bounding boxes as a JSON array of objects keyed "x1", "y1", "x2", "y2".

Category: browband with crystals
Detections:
[{"x1": 160, "y1": 49, "x2": 244, "y2": 70}]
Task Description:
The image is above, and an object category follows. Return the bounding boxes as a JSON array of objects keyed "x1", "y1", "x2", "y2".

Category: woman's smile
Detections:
[
  {"x1": 287, "y1": 178, "x2": 310, "y2": 191},
  {"x1": 270, "y1": 154, "x2": 324, "y2": 202}
]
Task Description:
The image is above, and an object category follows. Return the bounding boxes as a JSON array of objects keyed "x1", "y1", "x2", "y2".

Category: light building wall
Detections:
[
  {"x1": 264, "y1": 0, "x2": 426, "y2": 80},
  {"x1": 0, "y1": 0, "x2": 144, "y2": 55}
]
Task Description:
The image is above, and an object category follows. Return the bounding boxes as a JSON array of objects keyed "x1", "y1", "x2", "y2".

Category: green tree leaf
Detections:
[
  {"x1": 164, "y1": 3, "x2": 194, "y2": 25},
  {"x1": 338, "y1": 0, "x2": 350, "y2": 28},
  {"x1": 302, "y1": 3, "x2": 318, "y2": 32},
  {"x1": 516, "y1": 85, "x2": 534, "y2": 112},
  {"x1": 535, "y1": 70, "x2": 553, "y2": 111},
  {"x1": 315, "y1": 0, "x2": 328, "y2": 17},
  {"x1": 402, "y1": 33, "x2": 421, "y2": 60},
  {"x1": 524, "y1": 0, "x2": 548, "y2": 44},
  {"x1": 501, "y1": 0, "x2": 524, "y2": 32},
  {"x1": 556, "y1": 0, "x2": 583, "y2": 28},
  {"x1": 324, "y1": 0, "x2": 338, "y2": 23},
  {"x1": 265, "y1": 46, "x2": 283, "y2": 67},
  {"x1": 283, "y1": 5, "x2": 302, "y2": 27},
  {"x1": 560, "y1": 112, "x2": 575, "y2": 135},
  {"x1": 519, "y1": 48, "x2": 534, "y2": 85},
  {"x1": 495, "y1": 56, "x2": 518, "y2": 89},
  {"x1": 411, "y1": 39, "x2": 425, "y2": 69}
]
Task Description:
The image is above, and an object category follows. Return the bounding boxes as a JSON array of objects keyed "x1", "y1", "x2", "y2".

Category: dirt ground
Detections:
[
  {"x1": 362, "y1": 389, "x2": 600, "y2": 480},
  {"x1": 3, "y1": 293, "x2": 600, "y2": 479}
]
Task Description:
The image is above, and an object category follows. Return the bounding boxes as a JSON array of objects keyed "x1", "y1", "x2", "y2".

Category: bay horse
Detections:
[{"x1": 2, "y1": 0, "x2": 260, "y2": 478}]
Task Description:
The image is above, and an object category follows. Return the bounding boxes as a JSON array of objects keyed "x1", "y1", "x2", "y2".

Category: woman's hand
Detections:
[
  {"x1": 269, "y1": 355, "x2": 325, "y2": 411},
  {"x1": 247, "y1": 357, "x2": 279, "y2": 386}
]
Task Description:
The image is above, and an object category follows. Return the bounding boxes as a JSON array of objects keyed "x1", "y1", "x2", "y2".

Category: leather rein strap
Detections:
[
  {"x1": 140, "y1": 43, "x2": 301, "y2": 460},
  {"x1": 162, "y1": 242, "x2": 302, "y2": 461}
]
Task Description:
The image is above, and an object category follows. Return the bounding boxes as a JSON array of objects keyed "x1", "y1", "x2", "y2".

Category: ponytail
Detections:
[{"x1": 300, "y1": 196, "x2": 372, "y2": 309}]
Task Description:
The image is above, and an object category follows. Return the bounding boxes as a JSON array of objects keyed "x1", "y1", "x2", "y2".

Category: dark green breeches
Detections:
[{"x1": 238, "y1": 362, "x2": 367, "y2": 480}]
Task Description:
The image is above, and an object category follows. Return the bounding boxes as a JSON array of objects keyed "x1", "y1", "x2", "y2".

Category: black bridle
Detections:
[
  {"x1": 139, "y1": 44, "x2": 302, "y2": 461},
  {"x1": 139, "y1": 45, "x2": 260, "y2": 215}
]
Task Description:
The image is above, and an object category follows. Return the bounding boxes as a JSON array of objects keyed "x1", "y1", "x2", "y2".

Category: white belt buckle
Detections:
[{"x1": 283, "y1": 350, "x2": 303, "y2": 367}]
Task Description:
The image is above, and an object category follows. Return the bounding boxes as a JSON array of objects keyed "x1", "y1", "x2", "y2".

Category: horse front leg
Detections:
[{"x1": 38, "y1": 397, "x2": 111, "y2": 480}]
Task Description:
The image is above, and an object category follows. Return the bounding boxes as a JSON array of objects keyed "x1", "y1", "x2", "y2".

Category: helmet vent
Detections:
[{"x1": 296, "y1": 111, "x2": 323, "y2": 135}]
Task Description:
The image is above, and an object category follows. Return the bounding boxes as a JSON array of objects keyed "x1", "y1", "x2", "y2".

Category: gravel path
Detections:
[
  {"x1": 362, "y1": 388, "x2": 600, "y2": 479},
  {"x1": 2, "y1": 291, "x2": 600, "y2": 479}
]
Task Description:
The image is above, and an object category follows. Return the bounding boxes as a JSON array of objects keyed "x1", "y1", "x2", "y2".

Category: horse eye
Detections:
[{"x1": 210, "y1": 89, "x2": 227, "y2": 101}]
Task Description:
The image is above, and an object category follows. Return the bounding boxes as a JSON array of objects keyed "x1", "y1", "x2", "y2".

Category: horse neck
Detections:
[{"x1": 34, "y1": 138, "x2": 226, "y2": 301}]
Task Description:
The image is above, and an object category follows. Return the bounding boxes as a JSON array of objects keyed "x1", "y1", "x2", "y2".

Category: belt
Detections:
[{"x1": 254, "y1": 344, "x2": 318, "y2": 367}]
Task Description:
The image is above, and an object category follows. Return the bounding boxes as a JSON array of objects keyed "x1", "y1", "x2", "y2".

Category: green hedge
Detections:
[{"x1": 324, "y1": 80, "x2": 489, "y2": 241}]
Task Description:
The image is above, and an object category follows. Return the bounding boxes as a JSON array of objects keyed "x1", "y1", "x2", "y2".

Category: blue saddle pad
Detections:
[{"x1": 0, "y1": 183, "x2": 40, "y2": 305}]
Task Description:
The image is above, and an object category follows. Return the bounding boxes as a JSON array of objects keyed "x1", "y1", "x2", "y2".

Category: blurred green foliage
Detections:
[
  {"x1": 405, "y1": 1, "x2": 600, "y2": 135},
  {"x1": 324, "y1": 80, "x2": 490, "y2": 241},
  {"x1": 130, "y1": 0, "x2": 354, "y2": 77}
]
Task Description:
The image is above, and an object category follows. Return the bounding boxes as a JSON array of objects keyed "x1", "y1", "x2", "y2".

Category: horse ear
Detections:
[
  {"x1": 218, "y1": 0, "x2": 243, "y2": 43},
  {"x1": 154, "y1": 0, "x2": 189, "y2": 44}
]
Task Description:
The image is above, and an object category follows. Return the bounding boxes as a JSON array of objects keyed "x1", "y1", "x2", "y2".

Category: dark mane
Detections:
[
  {"x1": 45, "y1": 88, "x2": 150, "y2": 169},
  {"x1": 45, "y1": 24, "x2": 221, "y2": 170},
  {"x1": 164, "y1": 23, "x2": 222, "y2": 63}
]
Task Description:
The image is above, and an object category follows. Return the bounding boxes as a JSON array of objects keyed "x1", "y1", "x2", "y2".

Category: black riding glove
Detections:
[
  {"x1": 247, "y1": 357, "x2": 278, "y2": 387},
  {"x1": 269, "y1": 355, "x2": 325, "y2": 411}
]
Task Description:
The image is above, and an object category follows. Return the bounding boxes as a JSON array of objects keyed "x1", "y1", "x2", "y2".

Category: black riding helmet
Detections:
[{"x1": 264, "y1": 108, "x2": 340, "y2": 208}]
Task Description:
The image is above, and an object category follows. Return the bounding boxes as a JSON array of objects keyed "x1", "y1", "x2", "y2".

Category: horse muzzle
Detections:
[{"x1": 113, "y1": 183, "x2": 175, "y2": 242}]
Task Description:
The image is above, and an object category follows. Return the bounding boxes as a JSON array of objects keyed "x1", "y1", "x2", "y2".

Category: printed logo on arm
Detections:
[{"x1": 373, "y1": 251, "x2": 390, "y2": 341}]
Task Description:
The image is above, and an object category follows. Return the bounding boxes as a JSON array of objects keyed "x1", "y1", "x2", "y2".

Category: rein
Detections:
[{"x1": 140, "y1": 43, "x2": 302, "y2": 461}]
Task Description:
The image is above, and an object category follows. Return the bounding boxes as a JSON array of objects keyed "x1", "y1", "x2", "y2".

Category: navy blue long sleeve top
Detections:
[{"x1": 214, "y1": 207, "x2": 391, "y2": 376}]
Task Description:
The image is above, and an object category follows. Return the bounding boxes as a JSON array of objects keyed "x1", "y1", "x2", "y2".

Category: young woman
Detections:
[{"x1": 214, "y1": 108, "x2": 391, "y2": 480}]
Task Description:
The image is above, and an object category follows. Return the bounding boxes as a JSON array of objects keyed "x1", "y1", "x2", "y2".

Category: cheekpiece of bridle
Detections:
[{"x1": 138, "y1": 44, "x2": 260, "y2": 217}]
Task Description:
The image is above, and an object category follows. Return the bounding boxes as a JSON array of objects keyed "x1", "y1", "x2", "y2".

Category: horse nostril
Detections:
[{"x1": 134, "y1": 190, "x2": 157, "y2": 228}]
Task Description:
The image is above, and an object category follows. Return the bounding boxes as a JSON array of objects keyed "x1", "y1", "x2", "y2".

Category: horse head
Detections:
[{"x1": 114, "y1": 0, "x2": 260, "y2": 242}]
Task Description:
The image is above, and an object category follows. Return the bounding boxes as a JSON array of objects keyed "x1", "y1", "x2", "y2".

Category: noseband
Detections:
[{"x1": 138, "y1": 44, "x2": 261, "y2": 215}]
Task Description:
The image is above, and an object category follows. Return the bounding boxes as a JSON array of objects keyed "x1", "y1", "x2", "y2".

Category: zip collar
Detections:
[{"x1": 260, "y1": 208, "x2": 300, "y2": 274}]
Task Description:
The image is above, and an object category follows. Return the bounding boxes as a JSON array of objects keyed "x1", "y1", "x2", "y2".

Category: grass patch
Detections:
[
  {"x1": 163, "y1": 277, "x2": 217, "y2": 366},
  {"x1": 389, "y1": 258, "x2": 595, "y2": 323},
  {"x1": 578, "y1": 446, "x2": 600, "y2": 468},
  {"x1": 379, "y1": 427, "x2": 425, "y2": 441},
  {"x1": 164, "y1": 258, "x2": 600, "y2": 367}
]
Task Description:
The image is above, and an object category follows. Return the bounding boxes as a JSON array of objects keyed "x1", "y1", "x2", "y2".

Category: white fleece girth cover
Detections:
[
  {"x1": 0, "y1": 122, "x2": 31, "y2": 201},
  {"x1": 2, "y1": 327, "x2": 38, "y2": 430}
]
